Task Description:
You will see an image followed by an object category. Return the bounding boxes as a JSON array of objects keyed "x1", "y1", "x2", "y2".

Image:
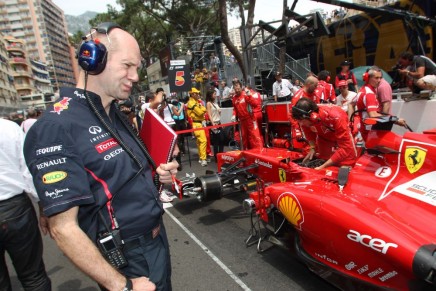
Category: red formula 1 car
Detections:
[{"x1": 182, "y1": 125, "x2": 436, "y2": 290}]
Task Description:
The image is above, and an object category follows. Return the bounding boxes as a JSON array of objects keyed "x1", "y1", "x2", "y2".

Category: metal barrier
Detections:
[{"x1": 220, "y1": 43, "x2": 311, "y2": 90}]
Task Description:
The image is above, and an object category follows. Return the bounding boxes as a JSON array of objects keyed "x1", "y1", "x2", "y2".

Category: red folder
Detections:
[{"x1": 140, "y1": 108, "x2": 178, "y2": 166}]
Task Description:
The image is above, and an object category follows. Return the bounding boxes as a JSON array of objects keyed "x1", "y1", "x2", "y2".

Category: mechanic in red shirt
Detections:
[
  {"x1": 245, "y1": 84, "x2": 263, "y2": 140},
  {"x1": 317, "y1": 70, "x2": 336, "y2": 104},
  {"x1": 292, "y1": 76, "x2": 323, "y2": 105},
  {"x1": 231, "y1": 79, "x2": 263, "y2": 150},
  {"x1": 291, "y1": 97, "x2": 357, "y2": 170},
  {"x1": 353, "y1": 66, "x2": 406, "y2": 141}
]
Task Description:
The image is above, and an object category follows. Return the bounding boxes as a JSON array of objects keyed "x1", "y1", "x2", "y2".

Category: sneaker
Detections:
[
  {"x1": 159, "y1": 190, "x2": 174, "y2": 203},
  {"x1": 200, "y1": 160, "x2": 208, "y2": 167}
]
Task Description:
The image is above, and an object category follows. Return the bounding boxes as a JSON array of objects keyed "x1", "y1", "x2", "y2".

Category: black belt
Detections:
[
  {"x1": 192, "y1": 120, "x2": 204, "y2": 123},
  {"x1": 123, "y1": 224, "x2": 161, "y2": 251}
]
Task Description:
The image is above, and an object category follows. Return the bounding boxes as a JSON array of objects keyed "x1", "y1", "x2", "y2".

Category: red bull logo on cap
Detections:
[{"x1": 51, "y1": 97, "x2": 72, "y2": 115}]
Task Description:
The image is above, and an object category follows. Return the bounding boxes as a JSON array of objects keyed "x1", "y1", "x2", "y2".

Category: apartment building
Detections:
[
  {"x1": 0, "y1": 0, "x2": 75, "y2": 92},
  {"x1": 0, "y1": 33, "x2": 18, "y2": 115},
  {"x1": 4, "y1": 35, "x2": 33, "y2": 96}
]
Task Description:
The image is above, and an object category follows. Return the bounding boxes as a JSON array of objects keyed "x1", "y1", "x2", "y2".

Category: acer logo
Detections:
[{"x1": 347, "y1": 230, "x2": 398, "y2": 254}]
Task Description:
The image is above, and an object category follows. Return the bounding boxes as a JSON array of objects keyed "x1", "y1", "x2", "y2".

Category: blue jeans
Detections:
[
  {"x1": 120, "y1": 223, "x2": 172, "y2": 291},
  {"x1": 0, "y1": 194, "x2": 51, "y2": 291}
]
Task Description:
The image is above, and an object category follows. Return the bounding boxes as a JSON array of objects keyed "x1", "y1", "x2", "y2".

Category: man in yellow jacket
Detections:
[{"x1": 187, "y1": 88, "x2": 208, "y2": 166}]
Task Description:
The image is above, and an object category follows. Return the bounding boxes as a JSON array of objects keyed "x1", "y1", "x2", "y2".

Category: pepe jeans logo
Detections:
[
  {"x1": 42, "y1": 171, "x2": 67, "y2": 184},
  {"x1": 89, "y1": 126, "x2": 102, "y2": 135},
  {"x1": 45, "y1": 188, "x2": 69, "y2": 199}
]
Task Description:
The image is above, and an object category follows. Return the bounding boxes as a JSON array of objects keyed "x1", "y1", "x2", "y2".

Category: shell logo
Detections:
[{"x1": 278, "y1": 192, "x2": 304, "y2": 230}]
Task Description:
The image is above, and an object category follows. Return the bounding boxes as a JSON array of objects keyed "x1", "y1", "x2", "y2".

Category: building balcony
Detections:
[
  {"x1": 33, "y1": 75, "x2": 51, "y2": 84},
  {"x1": 9, "y1": 57, "x2": 28, "y2": 65},
  {"x1": 6, "y1": 45, "x2": 25, "y2": 54},
  {"x1": 15, "y1": 83, "x2": 33, "y2": 90},
  {"x1": 12, "y1": 71, "x2": 31, "y2": 78},
  {"x1": 31, "y1": 65, "x2": 48, "y2": 74}
]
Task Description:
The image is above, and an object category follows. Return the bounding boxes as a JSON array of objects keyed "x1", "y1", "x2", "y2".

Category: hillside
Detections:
[{"x1": 64, "y1": 11, "x2": 98, "y2": 35}]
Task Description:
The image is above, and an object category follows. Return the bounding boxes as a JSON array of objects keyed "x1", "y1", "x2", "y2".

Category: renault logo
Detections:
[{"x1": 89, "y1": 126, "x2": 102, "y2": 135}]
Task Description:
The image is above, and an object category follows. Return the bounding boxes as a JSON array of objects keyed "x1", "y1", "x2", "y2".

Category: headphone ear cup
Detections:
[
  {"x1": 326, "y1": 76, "x2": 331, "y2": 82},
  {"x1": 362, "y1": 72, "x2": 369, "y2": 83},
  {"x1": 77, "y1": 40, "x2": 107, "y2": 75}
]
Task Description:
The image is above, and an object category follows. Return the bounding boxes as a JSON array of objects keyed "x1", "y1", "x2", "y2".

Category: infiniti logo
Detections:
[{"x1": 89, "y1": 126, "x2": 102, "y2": 135}]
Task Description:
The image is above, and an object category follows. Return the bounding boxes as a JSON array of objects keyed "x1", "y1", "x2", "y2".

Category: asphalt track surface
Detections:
[{"x1": 6, "y1": 139, "x2": 337, "y2": 290}]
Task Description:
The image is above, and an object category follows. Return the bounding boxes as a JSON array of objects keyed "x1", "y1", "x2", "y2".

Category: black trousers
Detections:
[
  {"x1": 174, "y1": 119, "x2": 187, "y2": 154},
  {"x1": 0, "y1": 194, "x2": 51, "y2": 291},
  {"x1": 277, "y1": 94, "x2": 292, "y2": 102},
  {"x1": 210, "y1": 128, "x2": 225, "y2": 160},
  {"x1": 99, "y1": 222, "x2": 172, "y2": 291}
]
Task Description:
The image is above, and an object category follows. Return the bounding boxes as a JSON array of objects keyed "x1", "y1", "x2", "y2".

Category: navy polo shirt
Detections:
[{"x1": 24, "y1": 88, "x2": 163, "y2": 241}]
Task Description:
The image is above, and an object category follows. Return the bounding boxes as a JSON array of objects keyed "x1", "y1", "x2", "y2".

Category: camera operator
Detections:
[
  {"x1": 170, "y1": 98, "x2": 187, "y2": 155},
  {"x1": 397, "y1": 52, "x2": 436, "y2": 91}
]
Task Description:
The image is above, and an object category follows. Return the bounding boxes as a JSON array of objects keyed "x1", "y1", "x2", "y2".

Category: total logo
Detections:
[
  {"x1": 89, "y1": 126, "x2": 102, "y2": 135},
  {"x1": 347, "y1": 230, "x2": 398, "y2": 254},
  {"x1": 95, "y1": 138, "x2": 119, "y2": 153}
]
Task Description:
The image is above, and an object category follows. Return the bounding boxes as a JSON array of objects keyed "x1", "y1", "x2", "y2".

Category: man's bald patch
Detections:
[{"x1": 305, "y1": 76, "x2": 318, "y2": 86}]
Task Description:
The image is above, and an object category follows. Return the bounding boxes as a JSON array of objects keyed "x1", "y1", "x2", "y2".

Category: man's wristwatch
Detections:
[{"x1": 122, "y1": 278, "x2": 133, "y2": 291}]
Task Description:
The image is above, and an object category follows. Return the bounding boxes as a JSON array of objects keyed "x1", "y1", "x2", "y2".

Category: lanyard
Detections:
[{"x1": 85, "y1": 168, "x2": 118, "y2": 229}]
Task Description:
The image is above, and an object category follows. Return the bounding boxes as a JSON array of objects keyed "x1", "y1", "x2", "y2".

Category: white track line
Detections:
[{"x1": 165, "y1": 209, "x2": 252, "y2": 291}]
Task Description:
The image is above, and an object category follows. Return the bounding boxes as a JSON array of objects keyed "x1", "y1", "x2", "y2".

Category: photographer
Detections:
[
  {"x1": 158, "y1": 96, "x2": 175, "y2": 129},
  {"x1": 397, "y1": 52, "x2": 436, "y2": 91},
  {"x1": 171, "y1": 98, "x2": 187, "y2": 155},
  {"x1": 118, "y1": 98, "x2": 138, "y2": 131}
]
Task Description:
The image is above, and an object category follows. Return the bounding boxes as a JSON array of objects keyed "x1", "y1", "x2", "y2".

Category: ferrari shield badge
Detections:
[
  {"x1": 279, "y1": 168, "x2": 286, "y2": 182},
  {"x1": 405, "y1": 146, "x2": 427, "y2": 174}
]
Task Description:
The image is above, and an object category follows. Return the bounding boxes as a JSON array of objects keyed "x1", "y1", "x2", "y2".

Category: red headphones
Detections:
[
  {"x1": 326, "y1": 76, "x2": 331, "y2": 82},
  {"x1": 362, "y1": 68, "x2": 371, "y2": 84}
]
